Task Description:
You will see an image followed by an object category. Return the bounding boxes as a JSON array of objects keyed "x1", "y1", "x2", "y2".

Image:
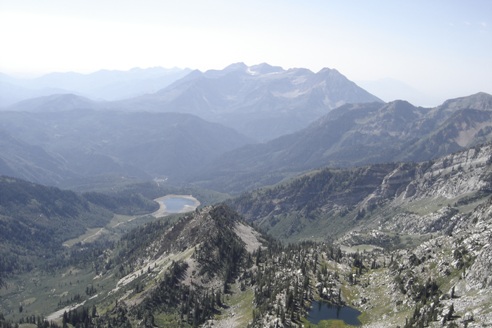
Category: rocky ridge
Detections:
[
  {"x1": 327, "y1": 145, "x2": 492, "y2": 327},
  {"x1": 228, "y1": 142, "x2": 492, "y2": 244},
  {"x1": 360, "y1": 143, "x2": 492, "y2": 234}
]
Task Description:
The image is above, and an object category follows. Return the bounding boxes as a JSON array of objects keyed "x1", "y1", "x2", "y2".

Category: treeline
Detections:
[
  {"x1": 226, "y1": 164, "x2": 399, "y2": 240},
  {"x1": 248, "y1": 242, "x2": 342, "y2": 327},
  {"x1": 247, "y1": 241, "x2": 385, "y2": 327},
  {"x1": 194, "y1": 206, "x2": 246, "y2": 287},
  {"x1": 94, "y1": 261, "x2": 227, "y2": 328},
  {"x1": 114, "y1": 219, "x2": 173, "y2": 263},
  {"x1": 0, "y1": 312, "x2": 59, "y2": 328},
  {"x1": 103, "y1": 206, "x2": 373, "y2": 328},
  {"x1": 94, "y1": 205, "x2": 251, "y2": 327},
  {"x1": 61, "y1": 306, "x2": 97, "y2": 328},
  {"x1": 394, "y1": 248, "x2": 472, "y2": 328},
  {"x1": 138, "y1": 261, "x2": 223, "y2": 327},
  {"x1": 127, "y1": 206, "x2": 248, "y2": 327}
]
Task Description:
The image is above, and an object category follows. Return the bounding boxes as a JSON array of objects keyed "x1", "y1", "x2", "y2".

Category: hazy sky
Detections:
[{"x1": 0, "y1": 0, "x2": 491, "y2": 106}]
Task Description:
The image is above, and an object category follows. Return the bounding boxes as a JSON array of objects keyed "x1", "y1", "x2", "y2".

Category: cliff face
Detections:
[
  {"x1": 335, "y1": 146, "x2": 492, "y2": 326},
  {"x1": 228, "y1": 143, "x2": 492, "y2": 243},
  {"x1": 360, "y1": 143, "x2": 492, "y2": 234},
  {"x1": 403, "y1": 144, "x2": 491, "y2": 201}
]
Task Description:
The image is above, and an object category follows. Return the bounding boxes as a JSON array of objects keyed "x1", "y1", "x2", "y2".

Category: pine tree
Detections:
[{"x1": 447, "y1": 303, "x2": 454, "y2": 321}]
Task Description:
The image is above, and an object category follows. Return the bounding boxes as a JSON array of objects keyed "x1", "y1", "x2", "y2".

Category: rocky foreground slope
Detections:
[
  {"x1": 347, "y1": 196, "x2": 492, "y2": 327},
  {"x1": 222, "y1": 142, "x2": 492, "y2": 326}
]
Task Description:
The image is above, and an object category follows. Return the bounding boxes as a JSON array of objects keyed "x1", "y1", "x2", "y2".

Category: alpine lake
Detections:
[
  {"x1": 158, "y1": 195, "x2": 199, "y2": 213},
  {"x1": 307, "y1": 300, "x2": 362, "y2": 326}
]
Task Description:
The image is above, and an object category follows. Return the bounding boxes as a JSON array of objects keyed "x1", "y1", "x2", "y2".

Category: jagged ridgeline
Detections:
[
  {"x1": 227, "y1": 142, "x2": 492, "y2": 243},
  {"x1": 137, "y1": 206, "x2": 248, "y2": 325}
]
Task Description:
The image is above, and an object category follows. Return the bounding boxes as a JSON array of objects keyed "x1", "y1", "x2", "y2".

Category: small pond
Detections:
[
  {"x1": 307, "y1": 301, "x2": 361, "y2": 326},
  {"x1": 162, "y1": 197, "x2": 197, "y2": 213}
]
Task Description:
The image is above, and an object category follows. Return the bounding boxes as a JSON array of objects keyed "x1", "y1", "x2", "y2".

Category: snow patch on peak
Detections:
[
  {"x1": 249, "y1": 63, "x2": 284, "y2": 75},
  {"x1": 246, "y1": 67, "x2": 259, "y2": 76}
]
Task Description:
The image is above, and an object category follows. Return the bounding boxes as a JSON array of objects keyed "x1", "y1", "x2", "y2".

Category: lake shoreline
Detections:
[
  {"x1": 307, "y1": 300, "x2": 362, "y2": 326},
  {"x1": 152, "y1": 194, "x2": 201, "y2": 217}
]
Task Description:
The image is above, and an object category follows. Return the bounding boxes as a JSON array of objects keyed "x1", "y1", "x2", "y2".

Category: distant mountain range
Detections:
[
  {"x1": 195, "y1": 92, "x2": 492, "y2": 193},
  {"x1": 2, "y1": 63, "x2": 382, "y2": 141},
  {"x1": 113, "y1": 62, "x2": 382, "y2": 140},
  {"x1": 2, "y1": 64, "x2": 491, "y2": 196},
  {"x1": 1, "y1": 91, "x2": 490, "y2": 194},
  {"x1": 0, "y1": 67, "x2": 191, "y2": 106},
  {"x1": 6, "y1": 93, "x2": 98, "y2": 112}
]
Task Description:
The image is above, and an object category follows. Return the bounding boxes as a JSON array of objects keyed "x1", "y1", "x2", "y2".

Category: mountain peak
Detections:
[
  {"x1": 248, "y1": 63, "x2": 284, "y2": 75},
  {"x1": 439, "y1": 92, "x2": 492, "y2": 111},
  {"x1": 317, "y1": 67, "x2": 340, "y2": 76},
  {"x1": 384, "y1": 99, "x2": 416, "y2": 110},
  {"x1": 202, "y1": 63, "x2": 248, "y2": 78},
  {"x1": 215, "y1": 62, "x2": 285, "y2": 76},
  {"x1": 314, "y1": 67, "x2": 350, "y2": 83},
  {"x1": 223, "y1": 62, "x2": 248, "y2": 72},
  {"x1": 122, "y1": 62, "x2": 382, "y2": 140}
]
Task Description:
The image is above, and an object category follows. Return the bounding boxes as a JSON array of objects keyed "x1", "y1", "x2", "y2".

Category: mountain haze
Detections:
[
  {"x1": 115, "y1": 62, "x2": 382, "y2": 141},
  {"x1": 6, "y1": 93, "x2": 99, "y2": 112},
  {"x1": 196, "y1": 92, "x2": 492, "y2": 193},
  {"x1": 0, "y1": 67, "x2": 191, "y2": 106},
  {"x1": 0, "y1": 108, "x2": 251, "y2": 187}
]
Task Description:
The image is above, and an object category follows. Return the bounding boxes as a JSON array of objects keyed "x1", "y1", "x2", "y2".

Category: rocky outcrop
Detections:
[
  {"x1": 351, "y1": 194, "x2": 492, "y2": 327},
  {"x1": 363, "y1": 143, "x2": 492, "y2": 206},
  {"x1": 230, "y1": 142, "x2": 492, "y2": 242}
]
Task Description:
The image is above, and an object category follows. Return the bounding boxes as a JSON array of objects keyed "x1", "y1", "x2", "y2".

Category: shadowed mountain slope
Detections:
[
  {"x1": 0, "y1": 107, "x2": 251, "y2": 187},
  {"x1": 195, "y1": 93, "x2": 492, "y2": 193}
]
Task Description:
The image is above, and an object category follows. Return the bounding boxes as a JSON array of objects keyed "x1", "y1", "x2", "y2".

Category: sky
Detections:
[{"x1": 0, "y1": 0, "x2": 491, "y2": 106}]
